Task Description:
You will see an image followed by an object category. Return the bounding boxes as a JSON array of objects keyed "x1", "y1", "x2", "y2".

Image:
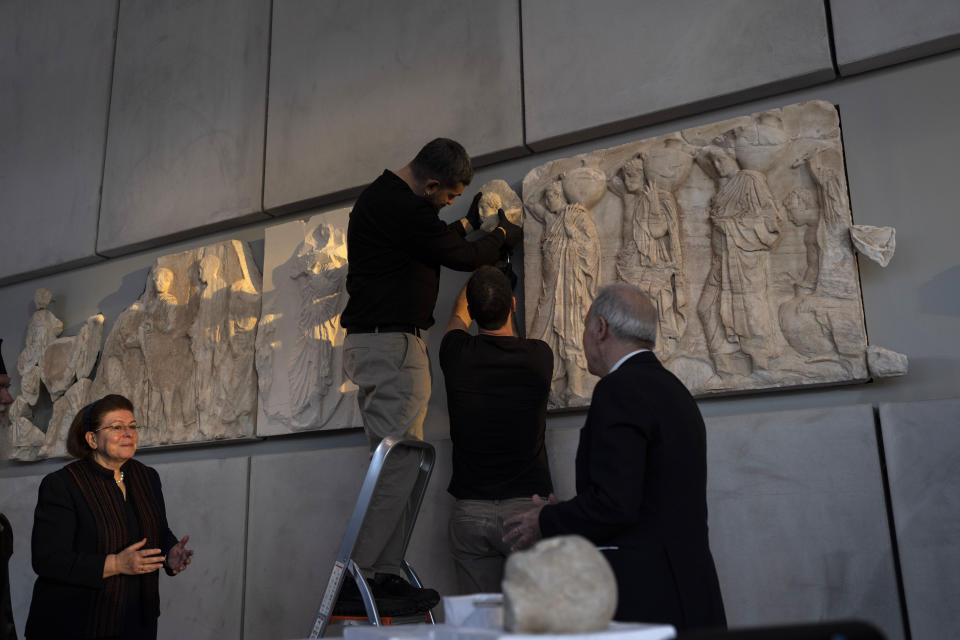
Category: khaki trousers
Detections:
[
  {"x1": 448, "y1": 497, "x2": 538, "y2": 594},
  {"x1": 343, "y1": 331, "x2": 431, "y2": 577}
]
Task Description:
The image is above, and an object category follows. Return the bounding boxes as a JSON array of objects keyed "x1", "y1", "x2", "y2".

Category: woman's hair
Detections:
[{"x1": 66, "y1": 394, "x2": 135, "y2": 459}]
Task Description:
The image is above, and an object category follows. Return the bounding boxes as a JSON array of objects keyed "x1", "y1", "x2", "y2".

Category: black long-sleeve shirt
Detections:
[{"x1": 341, "y1": 170, "x2": 505, "y2": 330}]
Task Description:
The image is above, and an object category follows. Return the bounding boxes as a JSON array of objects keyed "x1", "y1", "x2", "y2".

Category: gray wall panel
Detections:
[
  {"x1": 706, "y1": 405, "x2": 903, "y2": 639},
  {"x1": 831, "y1": 0, "x2": 960, "y2": 75},
  {"x1": 97, "y1": 0, "x2": 270, "y2": 256},
  {"x1": 244, "y1": 446, "x2": 369, "y2": 640},
  {"x1": 263, "y1": 0, "x2": 525, "y2": 212},
  {"x1": 0, "y1": 1, "x2": 116, "y2": 284},
  {"x1": 153, "y1": 457, "x2": 248, "y2": 640},
  {"x1": 879, "y1": 398, "x2": 960, "y2": 640},
  {"x1": 521, "y1": 0, "x2": 834, "y2": 149}
]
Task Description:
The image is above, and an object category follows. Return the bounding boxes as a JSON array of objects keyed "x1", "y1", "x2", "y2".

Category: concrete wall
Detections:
[{"x1": 3, "y1": 1, "x2": 960, "y2": 639}]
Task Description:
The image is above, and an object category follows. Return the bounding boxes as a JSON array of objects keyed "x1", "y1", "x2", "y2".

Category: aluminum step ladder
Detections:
[{"x1": 309, "y1": 438, "x2": 437, "y2": 638}]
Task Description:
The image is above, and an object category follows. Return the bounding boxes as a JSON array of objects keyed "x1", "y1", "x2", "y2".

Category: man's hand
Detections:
[
  {"x1": 463, "y1": 192, "x2": 483, "y2": 233},
  {"x1": 503, "y1": 493, "x2": 558, "y2": 551},
  {"x1": 496, "y1": 210, "x2": 522, "y2": 248}
]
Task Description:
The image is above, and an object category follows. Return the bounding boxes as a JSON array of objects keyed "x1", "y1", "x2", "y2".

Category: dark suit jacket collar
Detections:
[{"x1": 612, "y1": 350, "x2": 660, "y2": 372}]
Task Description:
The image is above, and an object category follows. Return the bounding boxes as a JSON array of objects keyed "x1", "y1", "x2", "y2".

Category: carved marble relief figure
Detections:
[
  {"x1": 17, "y1": 288, "x2": 62, "y2": 377},
  {"x1": 140, "y1": 266, "x2": 198, "y2": 442},
  {"x1": 288, "y1": 223, "x2": 348, "y2": 418},
  {"x1": 608, "y1": 153, "x2": 688, "y2": 359},
  {"x1": 525, "y1": 171, "x2": 602, "y2": 406},
  {"x1": 7, "y1": 291, "x2": 105, "y2": 460},
  {"x1": 256, "y1": 210, "x2": 361, "y2": 436},
  {"x1": 523, "y1": 100, "x2": 901, "y2": 408},
  {"x1": 694, "y1": 144, "x2": 784, "y2": 379},
  {"x1": 190, "y1": 254, "x2": 232, "y2": 437}
]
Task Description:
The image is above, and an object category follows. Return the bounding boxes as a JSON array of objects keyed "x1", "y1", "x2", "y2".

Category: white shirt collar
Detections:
[{"x1": 608, "y1": 349, "x2": 649, "y2": 374}]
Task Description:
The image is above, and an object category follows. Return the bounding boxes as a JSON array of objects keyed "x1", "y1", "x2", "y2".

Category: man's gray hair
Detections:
[{"x1": 588, "y1": 283, "x2": 658, "y2": 348}]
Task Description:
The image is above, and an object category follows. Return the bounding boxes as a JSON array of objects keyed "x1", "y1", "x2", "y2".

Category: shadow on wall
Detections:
[{"x1": 918, "y1": 265, "x2": 960, "y2": 317}]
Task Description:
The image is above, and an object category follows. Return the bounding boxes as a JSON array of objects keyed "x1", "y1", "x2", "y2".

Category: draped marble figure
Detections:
[
  {"x1": 141, "y1": 266, "x2": 198, "y2": 442},
  {"x1": 525, "y1": 173, "x2": 602, "y2": 406},
  {"x1": 608, "y1": 153, "x2": 688, "y2": 359},
  {"x1": 190, "y1": 254, "x2": 231, "y2": 438},
  {"x1": 695, "y1": 145, "x2": 784, "y2": 378},
  {"x1": 288, "y1": 224, "x2": 348, "y2": 418},
  {"x1": 255, "y1": 209, "x2": 361, "y2": 436}
]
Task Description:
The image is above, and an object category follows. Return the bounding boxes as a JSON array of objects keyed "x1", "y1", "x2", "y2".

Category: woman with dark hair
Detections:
[{"x1": 25, "y1": 394, "x2": 192, "y2": 639}]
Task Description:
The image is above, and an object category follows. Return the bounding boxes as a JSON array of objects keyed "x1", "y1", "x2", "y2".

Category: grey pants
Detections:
[
  {"x1": 448, "y1": 497, "x2": 538, "y2": 594},
  {"x1": 343, "y1": 331, "x2": 431, "y2": 577}
]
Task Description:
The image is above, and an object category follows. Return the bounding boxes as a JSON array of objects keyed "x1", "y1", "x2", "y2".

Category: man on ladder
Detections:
[{"x1": 335, "y1": 138, "x2": 523, "y2": 616}]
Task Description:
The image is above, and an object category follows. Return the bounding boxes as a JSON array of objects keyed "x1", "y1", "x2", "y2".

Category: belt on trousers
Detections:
[{"x1": 347, "y1": 324, "x2": 421, "y2": 337}]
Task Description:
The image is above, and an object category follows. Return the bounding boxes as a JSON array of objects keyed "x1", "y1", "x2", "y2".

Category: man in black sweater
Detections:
[
  {"x1": 439, "y1": 266, "x2": 553, "y2": 593},
  {"x1": 338, "y1": 139, "x2": 521, "y2": 614},
  {"x1": 504, "y1": 284, "x2": 726, "y2": 631}
]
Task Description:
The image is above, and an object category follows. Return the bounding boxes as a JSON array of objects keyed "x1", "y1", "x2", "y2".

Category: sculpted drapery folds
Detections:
[
  {"x1": 141, "y1": 266, "x2": 197, "y2": 442},
  {"x1": 608, "y1": 154, "x2": 688, "y2": 359},
  {"x1": 288, "y1": 224, "x2": 348, "y2": 419},
  {"x1": 526, "y1": 177, "x2": 601, "y2": 406},
  {"x1": 696, "y1": 145, "x2": 783, "y2": 376}
]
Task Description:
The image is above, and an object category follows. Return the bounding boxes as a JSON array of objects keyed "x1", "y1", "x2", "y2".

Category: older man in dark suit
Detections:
[{"x1": 504, "y1": 283, "x2": 726, "y2": 632}]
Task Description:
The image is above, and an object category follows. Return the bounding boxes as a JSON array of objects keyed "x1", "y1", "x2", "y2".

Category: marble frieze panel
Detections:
[
  {"x1": 523, "y1": 100, "x2": 901, "y2": 409},
  {"x1": 88, "y1": 239, "x2": 262, "y2": 449},
  {"x1": 256, "y1": 209, "x2": 361, "y2": 435}
]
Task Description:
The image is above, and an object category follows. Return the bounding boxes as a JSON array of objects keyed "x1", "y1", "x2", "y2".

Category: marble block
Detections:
[
  {"x1": 152, "y1": 456, "x2": 249, "y2": 640},
  {"x1": 867, "y1": 345, "x2": 909, "y2": 378},
  {"x1": 0, "y1": 1, "x2": 114, "y2": 282},
  {"x1": 850, "y1": 225, "x2": 896, "y2": 267},
  {"x1": 523, "y1": 100, "x2": 884, "y2": 409},
  {"x1": 705, "y1": 404, "x2": 903, "y2": 640},
  {"x1": 879, "y1": 398, "x2": 960, "y2": 640},
  {"x1": 89, "y1": 240, "x2": 262, "y2": 448},
  {"x1": 98, "y1": 0, "x2": 270, "y2": 255},
  {"x1": 256, "y1": 209, "x2": 362, "y2": 436},
  {"x1": 263, "y1": 0, "x2": 524, "y2": 211},
  {"x1": 0, "y1": 473, "x2": 44, "y2": 640},
  {"x1": 244, "y1": 445, "x2": 371, "y2": 640},
  {"x1": 521, "y1": 0, "x2": 833, "y2": 148},
  {"x1": 503, "y1": 535, "x2": 617, "y2": 633}
]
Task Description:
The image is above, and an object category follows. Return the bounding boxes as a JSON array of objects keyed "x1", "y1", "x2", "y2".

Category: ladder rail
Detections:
[{"x1": 309, "y1": 439, "x2": 436, "y2": 638}]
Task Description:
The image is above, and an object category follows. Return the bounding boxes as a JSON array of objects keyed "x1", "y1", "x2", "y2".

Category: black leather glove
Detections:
[
  {"x1": 464, "y1": 192, "x2": 483, "y2": 233},
  {"x1": 497, "y1": 209, "x2": 522, "y2": 248}
]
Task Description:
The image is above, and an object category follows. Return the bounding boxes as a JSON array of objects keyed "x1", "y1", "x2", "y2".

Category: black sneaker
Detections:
[
  {"x1": 331, "y1": 573, "x2": 366, "y2": 617},
  {"x1": 371, "y1": 573, "x2": 440, "y2": 612},
  {"x1": 332, "y1": 573, "x2": 427, "y2": 618}
]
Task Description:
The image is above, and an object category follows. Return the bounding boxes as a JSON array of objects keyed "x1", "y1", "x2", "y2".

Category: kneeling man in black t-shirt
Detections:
[{"x1": 439, "y1": 266, "x2": 555, "y2": 593}]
